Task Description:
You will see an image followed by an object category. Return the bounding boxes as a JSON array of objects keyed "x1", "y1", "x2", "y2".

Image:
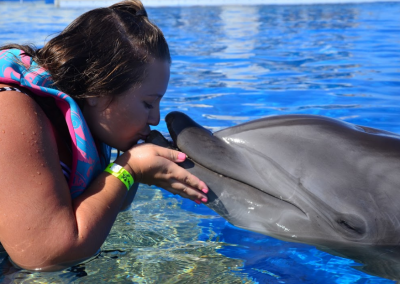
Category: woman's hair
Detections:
[{"x1": 0, "y1": 0, "x2": 170, "y2": 103}]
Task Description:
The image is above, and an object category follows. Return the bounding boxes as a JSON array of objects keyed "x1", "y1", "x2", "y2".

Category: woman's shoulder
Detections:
[
  {"x1": 0, "y1": 83, "x2": 45, "y2": 121},
  {"x1": 0, "y1": 83, "x2": 57, "y2": 159},
  {"x1": 0, "y1": 80, "x2": 70, "y2": 177},
  {"x1": 0, "y1": 82, "x2": 70, "y2": 173}
]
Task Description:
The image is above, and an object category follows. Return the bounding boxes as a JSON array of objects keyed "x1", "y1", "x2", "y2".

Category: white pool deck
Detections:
[{"x1": 56, "y1": 0, "x2": 400, "y2": 8}]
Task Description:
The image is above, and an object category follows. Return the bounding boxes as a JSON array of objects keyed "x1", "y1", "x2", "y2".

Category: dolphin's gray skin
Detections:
[{"x1": 146, "y1": 112, "x2": 400, "y2": 280}]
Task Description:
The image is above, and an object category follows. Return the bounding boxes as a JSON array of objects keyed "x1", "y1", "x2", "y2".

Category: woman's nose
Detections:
[{"x1": 148, "y1": 107, "x2": 160, "y2": 126}]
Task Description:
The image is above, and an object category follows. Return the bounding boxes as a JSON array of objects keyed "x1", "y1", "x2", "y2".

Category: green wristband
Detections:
[{"x1": 104, "y1": 163, "x2": 134, "y2": 190}]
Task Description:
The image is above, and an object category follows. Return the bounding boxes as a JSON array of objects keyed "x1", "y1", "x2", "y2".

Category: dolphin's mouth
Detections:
[{"x1": 185, "y1": 155, "x2": 307, "y2": 215}]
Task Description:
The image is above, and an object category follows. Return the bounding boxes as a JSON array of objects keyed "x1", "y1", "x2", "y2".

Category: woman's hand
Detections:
[{"x1": 118, "y1": 143, "x2": 208, "y2": 203}]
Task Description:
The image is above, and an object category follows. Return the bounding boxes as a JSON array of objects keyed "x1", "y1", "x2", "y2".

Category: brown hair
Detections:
[{"x1": 1, "y1": 0, "x2": 170, "y2": 104}]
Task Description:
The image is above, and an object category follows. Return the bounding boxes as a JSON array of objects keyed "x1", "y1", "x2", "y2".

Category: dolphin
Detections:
[{"x1": 146, "y1": 111, "x2": 400, "y2": 281}]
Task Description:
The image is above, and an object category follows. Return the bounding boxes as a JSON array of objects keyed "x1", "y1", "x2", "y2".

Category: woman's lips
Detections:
[
  {"x1": 139, "y1": 133, "x2": 149, "y2": 140},
  {"x1": 136, "y1": 133, "x2": 150, "y2": 143}
]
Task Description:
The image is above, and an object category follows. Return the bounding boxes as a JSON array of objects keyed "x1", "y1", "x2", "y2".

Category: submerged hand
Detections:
[{"x1": 121, "y1": 143, "x2": 208, "y2": 203}]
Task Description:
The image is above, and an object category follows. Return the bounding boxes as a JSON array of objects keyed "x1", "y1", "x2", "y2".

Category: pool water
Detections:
[{"x1": 0, "y1": 1, "x2": 399, "y2": 283}]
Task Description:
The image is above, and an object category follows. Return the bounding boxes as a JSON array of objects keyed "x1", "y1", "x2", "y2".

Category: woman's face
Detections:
[{"x1": 83, "y1": 60, "x2": 170, "y2": 151}]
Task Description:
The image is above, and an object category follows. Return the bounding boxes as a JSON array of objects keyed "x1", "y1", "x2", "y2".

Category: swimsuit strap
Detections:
[{"x1": 0, "y1": 86, "x2": 26, "y2": 94}]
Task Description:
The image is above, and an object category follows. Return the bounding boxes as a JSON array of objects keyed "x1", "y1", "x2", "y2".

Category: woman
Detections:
[{"x1": 0, "y1": 0, "x2": 208, "y2": 271}]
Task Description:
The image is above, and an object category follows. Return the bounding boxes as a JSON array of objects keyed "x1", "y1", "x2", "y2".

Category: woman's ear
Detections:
[{"x1": 86, "y1": 97, "x2": 99, "y2": 107}]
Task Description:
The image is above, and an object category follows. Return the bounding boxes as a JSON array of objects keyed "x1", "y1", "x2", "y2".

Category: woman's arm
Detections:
[
  {"x1": 0, "y1": 89, "x2": 207, "y2": 271},
  {"x1": 120, "y1": 182, "x2": 139, "y2": 211}
]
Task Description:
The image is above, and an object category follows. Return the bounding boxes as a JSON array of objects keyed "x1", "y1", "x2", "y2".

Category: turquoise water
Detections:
[{"x1": 0, "y1": 1, "x2": 400, "y2": 283}]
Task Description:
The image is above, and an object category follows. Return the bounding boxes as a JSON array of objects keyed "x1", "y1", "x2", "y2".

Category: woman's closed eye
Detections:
[{"x1": 143, "y1": 102, "x2": 154, "y2": 109}]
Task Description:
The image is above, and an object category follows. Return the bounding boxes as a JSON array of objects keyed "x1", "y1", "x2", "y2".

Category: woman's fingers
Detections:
[
  {"x1": 150, "y1": 157, "x2": 208, "y2": 202},
  {"x1": 126, "y1": 143, "x2": 209, "y2": 203},
  {"x1": 153, "y1": 146, "x2": 209, "y2": 193},
  {"x1": 157, "y1": 164, "x2": 207, "y2": 200},
  {"x1": 156, "y1": 146, "x2": 187, "y2": 163},
  {"x1": 173, "y1": 165, "x2": 208, "y2": 193},
  {"x1": 165, "y1": 178, "x2": 208, "y2": 203}
]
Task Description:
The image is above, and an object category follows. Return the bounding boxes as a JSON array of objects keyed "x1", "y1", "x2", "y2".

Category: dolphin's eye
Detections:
[
  {"x1": 335, "y1": 215, "x2": 366, "y2": 238},
  {"x1": 338, "y1": 219, "x2": 360, "y2": 233}
]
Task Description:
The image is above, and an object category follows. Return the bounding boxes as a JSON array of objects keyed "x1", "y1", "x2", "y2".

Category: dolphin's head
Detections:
[
  {"x1": 148, "y1": 111, "x2": 400, "y2": 280},
  {"x1": 159, "y1": 112, "x2": 400, "y2": 245}
]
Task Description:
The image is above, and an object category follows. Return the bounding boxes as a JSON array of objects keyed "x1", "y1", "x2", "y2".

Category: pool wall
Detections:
[
  {"x1": 2, "y1": 0, "x2": 400, "y2": 6},
  {"x1": 56, "y1": 0, "x2": 400, "y2": 7}
]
